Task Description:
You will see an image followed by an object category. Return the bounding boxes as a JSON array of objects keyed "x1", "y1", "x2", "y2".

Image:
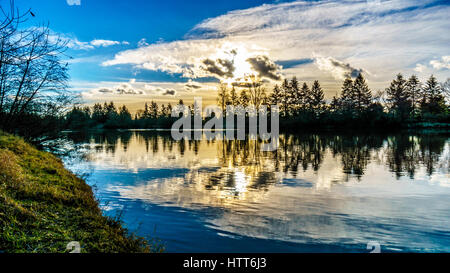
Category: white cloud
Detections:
[
  {"x1": 414, "y1": 63, "x2": 427, "y2": 73},
  {"x1": 137, "y1": 38, "x2": 150, "y2": 47},
  {"x1": 66, "y1": 0, "x2": 81, "y2": 6},
  {"x1": 314, "y1": 55, "x2": 365, "y2": 80},
  {"x1": 60, "y1": 35, "x2": 128, "y2": 50},
  {"x1": 64, "y1": 36, "x2": 94, "y2": 50},
  {"x1": 90, "y1": 39, "x2": 121, "y2": 47},
  {"x1": 102, "y1": 0, "x2": 450, "y2": 93},
  {"x1": 430, "y1": 56, "x2": 450, "y2": 70}
]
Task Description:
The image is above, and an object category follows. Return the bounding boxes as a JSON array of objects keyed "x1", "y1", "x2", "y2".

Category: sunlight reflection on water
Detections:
[{"x1": 62, "y1": 130, "x2": 450, "y2": 252}]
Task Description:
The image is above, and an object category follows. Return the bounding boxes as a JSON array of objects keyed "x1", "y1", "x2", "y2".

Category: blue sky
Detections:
[{"x1": 9, "y1": 0, "x2": 450, "y2": 110}]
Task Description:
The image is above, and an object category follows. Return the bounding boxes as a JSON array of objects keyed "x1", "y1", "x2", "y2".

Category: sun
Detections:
[{"x1": 212, "y1": 43, "x2": 263, "y2": 86}]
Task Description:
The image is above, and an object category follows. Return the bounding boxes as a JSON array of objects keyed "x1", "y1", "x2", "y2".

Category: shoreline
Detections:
[{"x1": 0, "y1": 131, "x2": 153, "y2": 253}]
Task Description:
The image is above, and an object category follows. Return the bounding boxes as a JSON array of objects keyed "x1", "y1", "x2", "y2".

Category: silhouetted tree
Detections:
[
  {"x1": 352, "y1": 73, "x2": 372, "y2": 112},
  {"x1": 290, "y1": 76, "x2": 301, "y2": 114},
  {"x1": 310, "y1": 80, "x2": 324, "y2": 110},
  {"x1": 0, "y1": 2, "x2": 72, "y2": 141},
  {"x1": 421, "y1": 75, "x2": 446, "y2": 115},
  {"x1": 217, "y1": 83, "x2": 229, "y2": 112},
  {"x1": 300, "y1": 82, "x2": 311, "y2": 110},
  {"x1": 118, "y1": 105, "x2": 132, "y2": 128},
  {"x1": 340, "y1": 76, "x2": 354, "y2": 111},
  {"x1": 229, "y1": 86, "x2": 239, "y2": 107},
  {"x1": 281, "y1": 78, "x2": 290, "y2": 116},
  {"x1": 406, "y1": 75, "x2": 421, "y2": 117},
  {"x1": 270, "y1": 84, "x2": 282, "y2": 106},
  {"x1": 247, "y1": 76, "x2": 266, "y2": 109},
  {"x1": 386, "y1": 73, "x2": 411, "y2": 120}
]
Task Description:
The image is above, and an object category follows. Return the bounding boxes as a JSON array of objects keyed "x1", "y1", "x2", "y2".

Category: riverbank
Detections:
[{"x1": 0, "y1": 131, "x2": 152, "y2": 253}]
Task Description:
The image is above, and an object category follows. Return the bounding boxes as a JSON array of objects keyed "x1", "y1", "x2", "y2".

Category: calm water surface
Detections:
[{"x1": 61, "y1": 130, "x2": 450, "y2": 252}]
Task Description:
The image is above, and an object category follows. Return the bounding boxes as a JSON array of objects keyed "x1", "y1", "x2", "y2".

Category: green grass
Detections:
[{"x1": 0, "y1": 131, "x2": 154, "y2": 253}]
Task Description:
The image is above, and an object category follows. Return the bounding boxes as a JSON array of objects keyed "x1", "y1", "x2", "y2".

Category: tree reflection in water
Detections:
[{"x1": 64, "y1": 130, "x2": 449, "y2": 196}]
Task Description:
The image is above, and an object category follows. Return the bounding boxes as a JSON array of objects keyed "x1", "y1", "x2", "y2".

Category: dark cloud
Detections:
[
  {"x1": 185, "y1": 81, "x2": 202, "y2": 90},
  {"x1": 162, "y1": 89, "x2": 176, "y2": 96},
  {"x1": 246, "y1": 55, "x2": 282, "y2": 80},
  {"x1": 330, "y1": 59, "x2": 364, "y2": 78},
  {"x1": 231, "y1": 80, "x2": 262, "y2": 88},
  {"x1": 98, "y1": 88, "x2": 113, "y2": 93},
  {"x1": 202, "y1": 58, "x2": 235, "y2": 78},
  {"x1": 115, "y1": 84, "x2": 144, "y2": 95},
  {"x1": 232, "y1": 82, "x2": 252, "y2": 88},
  {"x1": 95, "y1": 84, "x2": 144, "y2": 95}
]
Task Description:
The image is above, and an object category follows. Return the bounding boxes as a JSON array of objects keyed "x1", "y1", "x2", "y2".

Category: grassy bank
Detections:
[{"x1": 0, "y1": 131, "x2": 151, "y2": 253}]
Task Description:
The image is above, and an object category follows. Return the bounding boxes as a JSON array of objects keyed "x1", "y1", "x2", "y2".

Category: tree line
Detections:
[
  {"x1": 65, "y1": 72, "x2": 449, "y2": 131},
  {"x1": 65, "y1": 101, "x2": 178, "y2": 129},
  {"x1": 215, "y1": 73, "x2": 448, "y2": 130}
]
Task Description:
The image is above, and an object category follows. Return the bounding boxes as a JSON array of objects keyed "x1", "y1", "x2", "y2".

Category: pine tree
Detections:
[
  {"x1": 310, "y1": 80, "x2": 324, "y2": 110},
  {"x1": 386, "y1": 73, "x2": 411, "y2": 119},
  {"x1": 290, "y1": 77, "x2": 300, "y2": 114},
  {"x1": 167, "y1": 103, "x2": 173, "y2": 117},
  {"x1": 217, "y1": 83, "x2": 229, "y2": 112},
  {"x1": 160, "y1": 104, "x2": 167, "y2": 117},
  {"x1": 92, "y1": 103, "x2": 105, "y2": 123},
  {"x1": 270, "y1": 84, "x2": 282, "y2": 106},
  {"x1": 340, "y1": 76, "x2": 353, "y2": 111},
  {"x1": 149, "y1": 101, "x2": 159, "y2": 118},
  {"x1": 118, "y1": 105, "x2": 132, "y2": 127},
  {"x1": 421, "y1": 75, "x2": 446, "y2": 114},
  {"x1": 300, "y1": 82, "x2": 310, "y2": 110},
  {"x1": 406, "y1": 75, "x2": 421, "y2": 116},
  {"x1": 281, "y1": 79, "x2": 290, "y2": 116},
  {"x1": 352, "y1": 73, "x2": 372, "y2": 112},
  {"x1": 143, "y1": 102, "x2": 150, "y2": 119},
  {"x1": 229, "y1": 86, "x2": 239, "y2": 107},
  {"x1": 330, "y1": 96, "x2": 340, "y2": 111}
]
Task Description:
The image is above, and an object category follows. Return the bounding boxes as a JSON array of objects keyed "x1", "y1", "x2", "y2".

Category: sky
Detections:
[{"x1": 10, "y1": 0, "x2": 450, "y2": 111}]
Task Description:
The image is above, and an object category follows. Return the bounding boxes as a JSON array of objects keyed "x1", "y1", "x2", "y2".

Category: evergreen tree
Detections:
[
  {"x1": 406, "y1": 75, "x2": 421, "y2": 116},
  {"x1": 104, "y1": 102, "x2": 118, "y2": 121},
  {"x1": 290, "y1": 77, "x2": 300, "y2": 114},
  {"x1": 300, "y1": 82, "x2": 311, "y2": 110},
  {"x1": 281, "y1": 78, "x2": 290, "y2": 116},
  {"x1": 217, "y1": 83, "x2": 229, "y2": 112},
  {"x1": 310, "y1": 80, "x2": 324, "y2": 110},
  {"x1": 330, "y1": 96, "x2": 340, "y2": 111},
  {"x1": 143, "y1": 102, "x2": 150, "y2": 119},
  {"x1": 270, "y1": 84, "x2": 282, "y2": 106},
  {"x1": 118, "y1": 105, "x2": 132, "y2": 127},
  {"x1": 340, "y1": 76, "x2": 353, "y2": 111},
  {"x1": 229, "y1": 87, "x2": 239, "y2": 107},
  {"x1": 352, "y1": 73, "x2": 372, "y2": 111},
  {"x1": 421, "y1": 75, "x2": 446, "y2": 114},
  {"x1": 149, "y1": 101, "x2": 159, "y2": 118},
  {"x1": 92, "y1": 103, "x2": 105, "y2": 123},
  {"x1": 386, "y1": 73, "x2": 411, "y2": 119},
  {"x1": 441, "y1": 78, "x2": 450, "y2": 105},
  {"x1": 167, "y1": 103, "x2": 173, "y2": 117}
]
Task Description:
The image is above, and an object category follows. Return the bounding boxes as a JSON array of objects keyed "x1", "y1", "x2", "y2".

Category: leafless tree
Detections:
[{"x1": 0, "y1": 0, "x2": 72, "y2": 140}]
